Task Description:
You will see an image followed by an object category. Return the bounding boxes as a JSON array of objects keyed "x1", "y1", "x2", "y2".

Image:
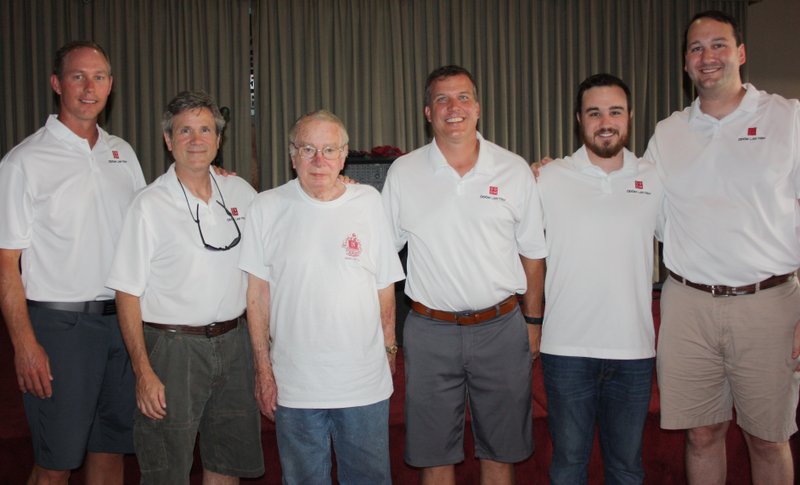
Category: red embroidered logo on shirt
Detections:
[
  {"x1": 489, "y1": 186, "x2": 498, "y2": 195},
  {"x1": 112, "y1": 150, "x2": 120, "y2": 159},
  {"x1": 230, "y1": 207, "x2": 239, "y2": 216},
  {"x1": 342, "y1": 233, "x2": 362, "y2": 258},
  {"x1": 635, "y1": 180, "x2": 644, "y2": 190},
  {"x1": 747, "y1": 127, "x2": 757, "y2": 136}
]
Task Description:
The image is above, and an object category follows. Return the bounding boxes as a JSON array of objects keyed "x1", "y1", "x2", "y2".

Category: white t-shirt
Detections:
[
  {"x1": 645, "y1": 84, "x2": 800, "y2": 286},
  {"x1": 381, "y1": 133, "x2": 547, "y2": 311},
  {"x1": 238, "y1": 180, "x2": 405, "y2": 409},
  {"x1": 538, "y1": 146, "x2": 663, "y2": 359},
  {"x1": 106, "y1": 164, "x2": 255, "y2": 325},
  {"x1": 0, "y1": 115, "x2": 145, "y2": 301}
]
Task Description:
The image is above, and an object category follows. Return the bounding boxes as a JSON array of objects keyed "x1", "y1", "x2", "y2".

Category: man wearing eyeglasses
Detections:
[
  {"x1": 106, "y1": 91, "x2": 264, "y2": 483},
  {"x1": 0, "y1": 41, "x2": 144, "y2": 484},
  {"x1": 239, "y1": 110, "x2": 404, "y2": 484}
]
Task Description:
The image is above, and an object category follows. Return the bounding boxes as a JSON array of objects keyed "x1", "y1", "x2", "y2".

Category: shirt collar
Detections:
[
  {"x1": 570, "y1": 145, "x2": 637, "y2": 178},
  {"x1": 165, "y1": 162, "x2": 221, "y2": 206},
  {"x1": 428, "y1": 132, "x2": 495, "y2": 176},
  {"x1": 688, "y1": 82, "x2": 760, "y2": 125},
  {"x1": 45, "y1": 114, "x2": 109, "y2": 152}
]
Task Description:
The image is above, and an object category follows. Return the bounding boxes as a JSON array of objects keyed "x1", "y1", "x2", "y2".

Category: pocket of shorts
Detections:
[
  {"x1": 143, "y1": 326, "x2": 167, "y2": 361},
  {"x1": 133, "y1": 415, "x2": 169, "y2": 471},
  {"x1": 30, "y1": 307, "x2": 81, "y2": 332}
]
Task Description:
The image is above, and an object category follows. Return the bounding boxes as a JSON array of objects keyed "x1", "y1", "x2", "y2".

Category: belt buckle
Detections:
[
  {"x1": 205, "y1": 323, "x2": 217, "y2": 337},
  {"x1": 455, "y1": 311, "x2": 475, "y2": 325},
  {"x1": 710, "y1": 285, "x2": 730, "y2": 297}
]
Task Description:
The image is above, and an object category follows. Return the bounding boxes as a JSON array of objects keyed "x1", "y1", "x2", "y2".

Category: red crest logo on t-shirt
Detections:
[
  {"x1": 635, "y1": 180, "x2": 643, "y2": 190},
  {"x1": 230, "y1": 207, "x2": 239, "y2": 216},
  {"x1": 112, "y1": 150, "x2": 120, "y2": 159},
  {"x1": 342, "y1": 233, "x2": 362, "y2": 258},
  {"x1": 489, "y1": 186, "x2": 498, "y2": 196},
  {"x1": 747, "y1": 127, "x2": 757, "y2": 137}
]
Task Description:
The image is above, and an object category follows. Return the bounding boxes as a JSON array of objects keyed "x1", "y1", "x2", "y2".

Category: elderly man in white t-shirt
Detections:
[
  {"x1": 107, "y1": 91, "x2": 264, "y2": 484},
  {"x1": 240, "y1": 109, "x2": 404, "y2": 484}
]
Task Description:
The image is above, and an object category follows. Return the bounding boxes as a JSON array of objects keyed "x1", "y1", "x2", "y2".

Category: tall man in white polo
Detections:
[
  {"x1": 0, "y1": 41, "x2": 144, "y2": 484},
  {"x1": 538, "y1": 73, "x2": 663, "y2": 484},
  {"x1": 107, "y1": 91, "x2": 263, "y2": 484},
  {"x1": 382, "y1": 65, "x2": 547, "y2": 485},
  {"x1": 645, "y1": 10, "x2": 800, "y2": 484}
]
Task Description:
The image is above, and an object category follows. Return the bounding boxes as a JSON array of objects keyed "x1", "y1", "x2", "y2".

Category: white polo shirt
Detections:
[
  {"x1": 0, "y1": 115, "x2": 145, "y2": 301},
  {"x1": 106, "y1": 164, "x2": 255, "y2": 326},
  {"x1": 538, "y1": 146, "x2": 663, "y2": 359},
  {"x1": 238, "y1": 181, "x2": 404, "y2": 409},
  {"x1": 381, "y1": 133, "x2": 547, "y2": 311},
  {"x1": 645, "y1": 84, "x2": 800, "y2": 286}
]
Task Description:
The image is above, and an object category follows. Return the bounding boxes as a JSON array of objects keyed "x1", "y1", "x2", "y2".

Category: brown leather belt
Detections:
[
  {"x1": 144, "y1": 316, "x2": 239, "y2": 338},
  {"x1": 411, "y1": 295, "x2": 518, "y2": 325},
  {"x1": 668, "y1": 270, "x2": 795, "y2": 297}
]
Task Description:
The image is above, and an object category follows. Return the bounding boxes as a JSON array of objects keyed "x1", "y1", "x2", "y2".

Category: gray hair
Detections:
[
  {"x1": 162, "y1": 90, "x2": 225, "y2": 137},
  {"x1": 288, "y1": 109, "x2": 350, "y2": 146}
]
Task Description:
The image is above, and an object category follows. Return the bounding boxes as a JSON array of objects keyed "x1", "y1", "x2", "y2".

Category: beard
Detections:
[{"x1": 583, "y1": 126, "x2": 630, "y2": 159}]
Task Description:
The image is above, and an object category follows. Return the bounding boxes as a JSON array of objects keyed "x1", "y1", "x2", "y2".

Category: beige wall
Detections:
[{"x1": 747, "y1": 0, "x2": 800, "y2": 100}]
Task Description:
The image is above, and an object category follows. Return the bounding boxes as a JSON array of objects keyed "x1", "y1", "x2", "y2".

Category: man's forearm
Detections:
[
  {"x1": 0, "y1": 249, "x2": 35, "y2": 349},
  {"x1": 245, "y1": 274, "x2": 273, "y2": 372},
  {"x1": 520, "y1": 256, "x2": 545, "y2": 317},
  {"x1": 115, "y1": 291, "x2": 152, "y2": 377},
  {"x1": 378, "y1": 284, "x2": 396, "y2": 347}
]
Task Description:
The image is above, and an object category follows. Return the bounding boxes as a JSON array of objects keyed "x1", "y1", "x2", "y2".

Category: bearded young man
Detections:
[{"x1": 537, "y1": 73, "x2": 664, "y2": 485}]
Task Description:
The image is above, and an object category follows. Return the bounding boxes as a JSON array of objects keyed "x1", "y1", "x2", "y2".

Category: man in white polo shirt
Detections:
[
  {"x1": 106, "y1": 91, "x2": 263, "y2": 483},
  {"x1": 645, "y1": 10, "x2": 800, "y2": 484},
  {"x1": 382, "y1": 65, "x2": 547, "y2": 484},
  {"x1": 0, "y1": 41, "x2": 144, "y2": 484},
  {"x1": 538, "y1": 73, "x2": 663, "y2": 484}
]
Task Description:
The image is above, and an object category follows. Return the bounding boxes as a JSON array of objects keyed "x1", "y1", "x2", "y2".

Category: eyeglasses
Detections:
[
  {"x1": 177, "y1": 176, "x2": 241, "y2": 251},
  {"x1": 290, "y1": 142, "x2": 346, "y2": 161}
]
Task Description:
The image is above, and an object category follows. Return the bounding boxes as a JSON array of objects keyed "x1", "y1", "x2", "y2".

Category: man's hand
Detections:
[
  {"x1": 136, "y1": 369, "x2": 167, "y2": 420},
  {"x1": 212, "y1": 165, "x2": 236, "y2": 177},
  {"x1": 14, "y1": 339, "x2": 53, "y2": 398},
  {"x1": 254, "y1": 367, "x2": 278, "y2": 421},
  {"x1": 528, "y1": 323, "x2": 542, "y2": 361},
  {"x1": 337, "y1": 174, "x2": 358, "y2": 185},
  {"x1": 530, "y1": 156, "x2": 553, "y2": 180},
  {"x1": 792, "y1": 319, "x2": 800, "y2": 372}
]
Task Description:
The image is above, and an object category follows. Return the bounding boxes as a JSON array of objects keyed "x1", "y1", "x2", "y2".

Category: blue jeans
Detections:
[
  {"x1": 541, "y1": 354, "x2": 654, "y2": 485},
  {"x1": 274, "y1": 399, "x2": 391, "y2": 485}
]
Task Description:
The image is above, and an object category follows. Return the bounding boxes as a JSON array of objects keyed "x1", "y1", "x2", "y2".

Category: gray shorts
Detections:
[
  {"x1": 403, "y1": 307, "x2": 533, "y2": 467},
  {"x1": 24, "y1": 305, "x2": 135, "y2": 470},
  {"x1": 135, "y1": 320, "x2": 264, "y2": 482},
  {"x1": 658, "y1": 277, "x2": 800, "y2": 442}
]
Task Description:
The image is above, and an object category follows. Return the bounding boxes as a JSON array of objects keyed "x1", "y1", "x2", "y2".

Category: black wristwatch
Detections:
[{"x1": 524, "y1": 316, "x2": 543, "y2": 325}]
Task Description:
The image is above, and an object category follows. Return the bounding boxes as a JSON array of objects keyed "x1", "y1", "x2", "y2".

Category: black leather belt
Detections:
[
  {"x1": 668, "y1": 270, "x2": 795, "y2": 297},
  {"x1": 27, "y1": 299, "x2": 117, "y2": 315},
  {"x1": 143, "y1": 317, "x2": 239, "y2": 338}
]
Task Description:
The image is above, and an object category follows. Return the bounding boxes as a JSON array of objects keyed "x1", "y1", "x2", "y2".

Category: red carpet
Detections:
[{"x1": 1, "y1": 296, "x2": 797, "y2": 483}]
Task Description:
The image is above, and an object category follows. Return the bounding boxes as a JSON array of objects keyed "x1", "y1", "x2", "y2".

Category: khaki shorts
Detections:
[{"x1": 657, "y1": 276, "x2": 800, "y2": 442}]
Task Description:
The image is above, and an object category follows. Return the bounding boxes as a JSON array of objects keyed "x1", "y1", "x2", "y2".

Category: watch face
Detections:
[{"x1": 386, "y1": 344, "x2": 399, "y2": 354}]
